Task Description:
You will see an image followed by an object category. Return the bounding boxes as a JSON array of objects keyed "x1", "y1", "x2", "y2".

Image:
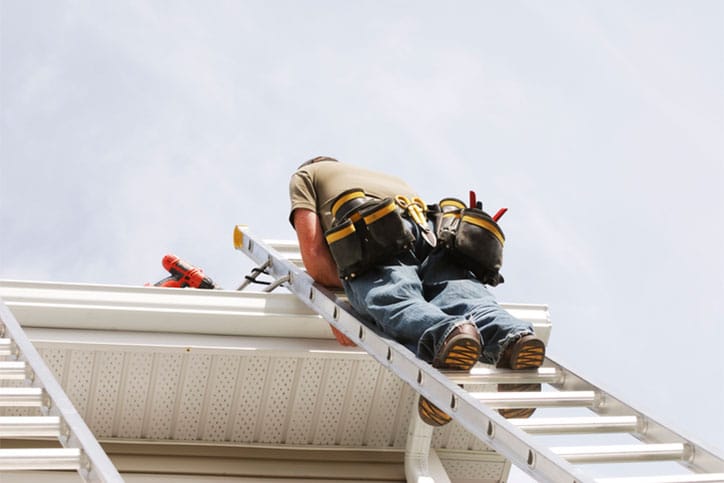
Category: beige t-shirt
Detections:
[{"x1": 289, "y1": 161, "x2": 418, "y2": 232}]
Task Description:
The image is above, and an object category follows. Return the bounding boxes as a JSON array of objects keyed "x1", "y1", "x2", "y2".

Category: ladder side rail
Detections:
[
  {"x1": 546, "y1": 357, "x2": 724, "y2": 473},
  {"x1": 235, "y1": 226, "x2": 593, "y2": 483},
  {"x1": 0, "y1": 299, "x2": 123, "y2": 482}
]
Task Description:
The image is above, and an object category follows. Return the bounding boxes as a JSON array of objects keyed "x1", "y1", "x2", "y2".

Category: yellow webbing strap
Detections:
[
  {"x1": 331, "y1": 190, "x2": 366, "y2": 219},
  {"x1": 363, "y1": 200, "x2": 397, "y2": 225},
  {"x1": 440, "y1": 198, "x2": 466, "y2": 210},
  {"x1": 325, "y1": 222, "x2": 356, "y2": 244},
  {"x1": 461, "y1": 215, "x2": 505, "y2": 245}
]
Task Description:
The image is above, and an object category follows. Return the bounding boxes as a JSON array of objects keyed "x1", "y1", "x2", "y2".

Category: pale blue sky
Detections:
[{"x1": 2, "y1": 1, "x2": 723, "y2": 479}]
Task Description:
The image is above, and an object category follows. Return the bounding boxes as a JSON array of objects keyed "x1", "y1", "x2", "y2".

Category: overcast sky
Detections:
[{"x1": 2, "y1": 1, "x2": 723, "y2": 479}]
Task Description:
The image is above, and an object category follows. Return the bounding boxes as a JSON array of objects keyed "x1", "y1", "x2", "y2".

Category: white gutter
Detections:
[
  {"x1": 0, "y1": 280, "x2": 331, "y2": 339},
  {"x1": 0, "y1": 280, "x2": 551, "y2": 343}
]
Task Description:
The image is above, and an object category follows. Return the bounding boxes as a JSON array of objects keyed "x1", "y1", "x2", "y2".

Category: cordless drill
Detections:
[{"x1": 149, "y1": 254, "x2": 216, "y2": 289}]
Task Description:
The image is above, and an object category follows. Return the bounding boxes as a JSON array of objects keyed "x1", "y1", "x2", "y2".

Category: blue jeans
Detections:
[{"x1": 342, "y1": 223, "x2": 533, "y2": 364}]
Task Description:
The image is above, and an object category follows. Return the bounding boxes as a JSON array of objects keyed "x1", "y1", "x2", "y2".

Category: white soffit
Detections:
[{"x1": 0, "y1": 279, "x2": 529, "y2": 482}]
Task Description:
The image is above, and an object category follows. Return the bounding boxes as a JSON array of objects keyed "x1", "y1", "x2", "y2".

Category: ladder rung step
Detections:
[
  {"x1": 472, "y1": 390, "x2": 596, "y2": 408},
  {"x1": 0, "y1": 387, "x2": 44, "y2": 407},
  {"x1": 0, "y1": 361, "x2": 28, "y2": 380},
  {"x1": 512, "y1": 415, "x2": 639, "y2": 434},
  {"x1": 443, "y1": 366, "x2": 562, "y2": 385},
  {"x1": 553, "y1": 443, "x2": 686, "y2": 464},
  {"x1": 597, "y1": 474, "x2": 724, "y2": 483},
  {"x1": 0, "y1": 448, "x2": 81, "y2": 471},
  {"x1": 0, "y1": 416, "x2": 61, "y2": 437},
  {"x1": 0, "y1": 338, "x2": 13, "y2": 356}
]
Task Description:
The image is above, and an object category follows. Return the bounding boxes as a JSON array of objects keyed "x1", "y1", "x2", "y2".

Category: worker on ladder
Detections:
[{"x1": 289, "y1": 157, "x2": 546, "y2": 426}]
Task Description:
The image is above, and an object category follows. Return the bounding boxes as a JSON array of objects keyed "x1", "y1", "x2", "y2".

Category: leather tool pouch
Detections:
[
  {"x1": 326, "y1": 195, "x2": 414, "y2": 279},
  {"x1": 435, "y1": 198, "x2": 466, "y2": 247},
  {"x1": 360, "y1": 198, "x2": 414, "y2": 259},
  {"x1": 434, "y1": 198, "x2": 506, "y2": 286},
  {"x1": 325, "y1": 219, "x2": 365, "y2": 279}
]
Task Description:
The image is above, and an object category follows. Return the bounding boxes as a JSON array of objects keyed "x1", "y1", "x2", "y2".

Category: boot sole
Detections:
[
  {"x1": 418, "y1": 397, "x2": 452, "y2": 426},
  {"x1": 498, "y1": 336, "x2": 546, "y2": 419},
  {"x1": 508, "y1": 336, "x2": 545, "y2": 370},
  {"x1": 498, "y1": 383, "x2": 541, "y2": 419},
  {"x1": 434, "y1": 334, "x2": 482, "y2": 371},
  {"x1": 420, "y1": 332, "x2": 482, "y2": 427}
]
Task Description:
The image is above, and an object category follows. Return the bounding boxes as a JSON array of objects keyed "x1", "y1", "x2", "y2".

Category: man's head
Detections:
[{"x1": 297, "y1": 156, "x2": 338, "y2": 169}]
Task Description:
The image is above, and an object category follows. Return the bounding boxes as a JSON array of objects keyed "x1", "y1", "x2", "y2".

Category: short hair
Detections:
[{"x1": 297, "y1": 156, "x2": 338, "y2": 169}]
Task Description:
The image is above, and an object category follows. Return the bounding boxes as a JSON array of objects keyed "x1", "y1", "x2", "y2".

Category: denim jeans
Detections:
[{"x1": 342, "y1": 222, "x2": 533, "y2": 364}]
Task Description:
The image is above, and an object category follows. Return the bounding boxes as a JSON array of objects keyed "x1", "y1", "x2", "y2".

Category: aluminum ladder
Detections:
[
  {"x1": 0, "y1": 299, "x2": 123, "y2": 482},
  {"x1": 233, "y1": 225, "x2": 724, "y2": 483}
]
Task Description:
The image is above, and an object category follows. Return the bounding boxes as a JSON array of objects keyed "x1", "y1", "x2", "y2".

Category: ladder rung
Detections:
[
  {"x1": 0, "y1": 361, "x2": 28, "y2": 380},
  {"x1": 0, "y1": 338, "x2": 14, "y2": 356},
  {"x1": 443, "y1": 366, "x2": 562, "y2": 385},
  {"x1": 472, "y1": 390, "x2": 596, "y2": 408},
  {"x1": 0, "y1": 416, "x2": 61, "y2": 437},
  {"x1": 0, "y1": 448, "x2": 81, "y2": 471},
  {"x1": 512, "y1": 416, "x2": 639, "y2": 434},
  {"x1": 553, "y1": 443, "x2": 686, "y2": 464},
  {"x1": 0, "y1": 387, "x2": 44, "y2": 407},
  {"x1": 597, "y1": 474, "x2": 724, "y2": 483}
]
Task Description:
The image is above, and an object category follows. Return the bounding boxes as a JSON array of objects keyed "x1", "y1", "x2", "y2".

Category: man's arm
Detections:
[
  {"x1": 292, "y1": 209, "x2": 343, "y2": 288},
  {"x1": 292, "y1": 208, "x2": 355, "y2": 346}
]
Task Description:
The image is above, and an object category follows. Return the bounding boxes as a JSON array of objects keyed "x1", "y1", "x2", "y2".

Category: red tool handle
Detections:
[{"x1": 492, "y1": 208, "x2": 508, "y2": 222}]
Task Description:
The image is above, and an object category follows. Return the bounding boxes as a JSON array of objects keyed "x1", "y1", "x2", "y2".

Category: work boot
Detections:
[
  {"x1": 497, "y1": 334, "x2": 545, "y2": 370},
  {"x1": 496, "y1": 334, "x2": 546, "y2": 419},
  {"x1": 418, "y1": 322, "x2": 481, "y2": 427}
]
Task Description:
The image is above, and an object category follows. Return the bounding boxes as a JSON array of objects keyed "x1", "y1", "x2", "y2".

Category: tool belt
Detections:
[
  {"x1": 431, "y1": 197, "x2": 506, "y2": 286},
  {"x1": 325, "y1": 189, "x2": 415, "y2": 279}
]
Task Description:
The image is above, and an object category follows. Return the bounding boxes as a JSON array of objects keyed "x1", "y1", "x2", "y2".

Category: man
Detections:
[{"x1": 289, "y1": 156, "x2": 545, "y2": 426}]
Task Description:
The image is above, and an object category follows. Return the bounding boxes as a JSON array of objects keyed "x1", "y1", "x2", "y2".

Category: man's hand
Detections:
[{"x1": 330, "y1": 325, "x2": 356, "y2": 346}]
